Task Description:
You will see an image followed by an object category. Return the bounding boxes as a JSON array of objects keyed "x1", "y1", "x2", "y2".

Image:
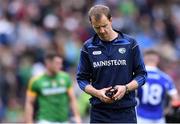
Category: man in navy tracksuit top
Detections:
[{"x1": 76, "y1": 5, "x2": 147, "y2": 123}]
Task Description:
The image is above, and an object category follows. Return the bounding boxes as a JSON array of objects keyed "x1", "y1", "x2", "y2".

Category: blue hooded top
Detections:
[{"x1": 77, "y1": 31, "x2": 147, "y2": 109}]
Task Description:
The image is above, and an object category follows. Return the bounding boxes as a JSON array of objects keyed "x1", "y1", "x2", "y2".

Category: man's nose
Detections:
[{"x1": 99, "y1": 27, "x2": 105, "y2": 33}]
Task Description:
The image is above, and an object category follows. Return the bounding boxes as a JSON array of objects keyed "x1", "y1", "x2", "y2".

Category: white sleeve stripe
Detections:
[
  {"x1": 82, "y1": 50, "x2": 88, "y2": 54},
  {"x1": 132, "y1": 44, "x2": 138, "y2": 49}
]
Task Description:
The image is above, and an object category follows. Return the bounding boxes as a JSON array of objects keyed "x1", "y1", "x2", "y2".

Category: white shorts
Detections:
[
  {"x1": 37, "y1": 120, "x2": 69, "y2": 124},
  {"x1": 137, "y1": 115, "x2": 165, "y2": 124}
]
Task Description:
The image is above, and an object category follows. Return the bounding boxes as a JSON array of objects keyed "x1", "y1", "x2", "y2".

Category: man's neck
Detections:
[
  {"x1": 111, "y1": 30, "x2": 118, "y2": 40},
  {"x1": 46, "y1": 71, "x2": 56, "y2": 77},
  {"x1": 107, "y1": 30, "x2": 118, "y2": 41}
]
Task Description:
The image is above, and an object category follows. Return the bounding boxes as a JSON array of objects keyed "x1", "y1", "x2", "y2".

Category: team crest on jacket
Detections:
[
  {"x1": 92, "y1": 51, "x2": 102, "y2": 55},
  {"x1": 118, "y1": 48, "x2": 126, "y2": 54}
]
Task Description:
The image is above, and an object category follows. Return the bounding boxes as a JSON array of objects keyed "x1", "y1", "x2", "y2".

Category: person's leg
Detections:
[
  {"x1": 137, "y1": 115, "x2": 153, "y2": 124},
  {"x1": 137, "y1": 115, "x2": 166, "y2": 124},
  {"x1": 90, "y1": 106, "x2": 137, "y2": 123},
  {"x1": 110, "y1": 107, "x2": 137, "y2": 123},
  {"x1": 90, "y1": 106, "x2": 109, "y2": 123}
]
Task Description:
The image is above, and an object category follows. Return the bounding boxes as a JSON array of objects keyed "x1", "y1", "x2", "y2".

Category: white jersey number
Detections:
[{"x1": 142, "y1": 83, "x2": 163, "y2": 105}]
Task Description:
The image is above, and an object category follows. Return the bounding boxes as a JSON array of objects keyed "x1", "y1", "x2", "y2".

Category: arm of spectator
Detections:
[
  {"x1": 67, "y1": 87, "x2": 82, "y2": 123},
  {"x1": 170, "y1": 92, "x2": 180, "y2": 107},
  {"x1": 25, "y1": 91, "x2": 37, "y2": 123}
]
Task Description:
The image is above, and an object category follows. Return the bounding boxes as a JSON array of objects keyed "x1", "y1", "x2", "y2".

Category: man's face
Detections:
[
  {"x1": 91, "y1": 14, "x2": 112, "y2": 41},
  {"x1": 46, "y1": 57, "x2": 63, "y2": 74}
]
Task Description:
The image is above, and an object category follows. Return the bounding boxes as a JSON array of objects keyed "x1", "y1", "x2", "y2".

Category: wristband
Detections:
[{"x1": 125, "y1": 85, "x2": 129, "y2": 94}]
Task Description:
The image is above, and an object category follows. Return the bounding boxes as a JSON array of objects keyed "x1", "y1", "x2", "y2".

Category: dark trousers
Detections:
[{"x1": 90, "y1": 106, "x2": 137, "y2": 123}]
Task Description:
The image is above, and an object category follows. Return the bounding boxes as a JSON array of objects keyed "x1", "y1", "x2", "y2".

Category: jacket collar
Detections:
[
  {"x1": 92, "y1": 30, "x2": 125, "y2": 46},
  {"x1": 145, "y1": 66, "x2": 159, "y2": 71}
]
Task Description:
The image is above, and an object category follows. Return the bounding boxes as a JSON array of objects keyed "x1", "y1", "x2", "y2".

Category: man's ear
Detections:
[
  {"x1": 109, "y1": 17, "x2": 112, "y2": 22},
  {"x1": 109, "y1": 17, "x2": 113, "y2": 26},
  {"x1": 89, "y1": 16, "x2": 92, "y2": 24}
]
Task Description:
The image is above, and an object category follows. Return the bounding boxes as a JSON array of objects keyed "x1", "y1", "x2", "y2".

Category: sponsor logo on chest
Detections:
[
  {"x1": 118, "y1": 48, "x2": 126, "y2": 54},
  {"x1": 92, "y1": 51, "x2": 102, "y2": 55},
  {"x1": 93, "y1": 59, "x2": 127, "y2": 68},
  {"x1": 42, "y1": 87, "x2": 67, "y2": 95}
]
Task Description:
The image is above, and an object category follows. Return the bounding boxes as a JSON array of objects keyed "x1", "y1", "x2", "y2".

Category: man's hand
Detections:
[
  {"x1": 97, "y1": 87, "x2": 114, "y2": 104},
  {"x1": 112, "y1": 85, "x2": 126, "y2": 101},
  {"x1": 105, "y1": 87, "x2": 118, "y2": 98}
]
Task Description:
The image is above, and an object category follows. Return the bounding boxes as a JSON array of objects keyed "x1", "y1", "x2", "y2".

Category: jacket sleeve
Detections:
[
  {"x1": 132, "y1": 40, "x2": 147, "y2": 87},
  {"x1": 76, "y1": 44, "x2": 92, "y2": 91}
]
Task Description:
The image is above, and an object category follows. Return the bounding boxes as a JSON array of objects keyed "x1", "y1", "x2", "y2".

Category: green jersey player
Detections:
[{"x1": 25, "y1": 51, "x2": 81, "y2": 123}]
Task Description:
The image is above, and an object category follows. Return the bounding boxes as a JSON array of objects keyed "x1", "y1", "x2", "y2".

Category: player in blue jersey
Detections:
[
  {"x1": 76, "y1": 5, "x2": 147, "y2": 123},
  {"x1": 137, "y1": 50, "x2": 179, "y2": 124}
]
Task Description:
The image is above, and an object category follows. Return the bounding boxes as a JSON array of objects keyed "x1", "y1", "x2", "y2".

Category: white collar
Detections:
[{"x1": 145, "y1": 66, "x2": 159, "y2": 71}]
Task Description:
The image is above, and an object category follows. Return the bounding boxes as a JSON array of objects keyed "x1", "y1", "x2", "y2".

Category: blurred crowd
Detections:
[{"x1": 0, "y1": 0, "x2": 179, "y2": 122}]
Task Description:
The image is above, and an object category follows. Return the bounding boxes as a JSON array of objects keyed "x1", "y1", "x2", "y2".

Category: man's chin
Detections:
[
  {"x1": 51, "y1": 71, "x2": 58, "y2": 75},
  {"x1": 99, "y1": 36, "x2": 107, "y2": 41}
]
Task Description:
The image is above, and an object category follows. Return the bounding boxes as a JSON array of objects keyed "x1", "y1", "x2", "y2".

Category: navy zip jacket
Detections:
[{"x1": 77, "y1": 31, "x2": 147, "y2": 109}]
